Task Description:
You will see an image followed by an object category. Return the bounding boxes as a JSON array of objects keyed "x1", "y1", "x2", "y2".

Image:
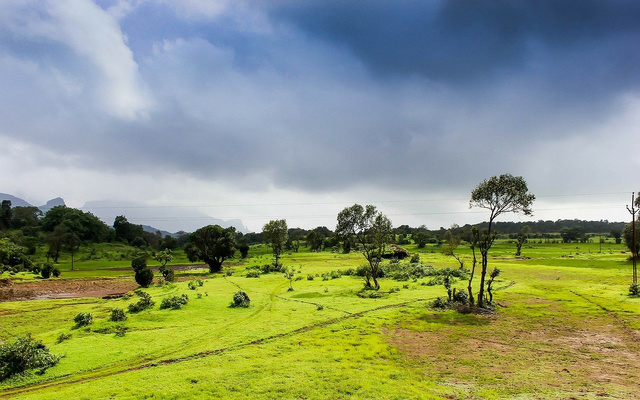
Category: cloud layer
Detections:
[{"x1": 1, "y1": 0, "x2": 638, "y2": 230}]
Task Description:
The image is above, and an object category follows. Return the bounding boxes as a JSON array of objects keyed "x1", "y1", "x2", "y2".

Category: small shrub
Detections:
[
  {"x1": 196, "y1": 293, "x2": 203, "y2": 299},
  {"x1": 160, "y1": 294, "x2": 189, "y2": 310},
  {"x1": 188, "y1": 281, "x2": 197, "y2": 290},
  {"x1": 245, "y1": 270, "x2": 261, "y2": 278},
  {"x1": 134, "y1": 268, "x2": 154, "y2": 288},
  {"x1": 431, "y1": 297, "x2": 447, "y2": 309},
  {"x1": 73, "y1": 312, "x2": 93, "y2": 327},
  {"x1": 232, "y1": 291, "x2": 250, "y2": 307},
  {"x1": 52, "y1": 267, "x2": 61, "y2": 278},
  {"x1": 329, "y1": 270, "x2": 342, "y2": 279},
  {"x1": 316, "y1": 304, "x2": 324, "y2": 311},
  {"x1": 128, "y1": 290, "x2": 155, "y2": 313},
  {"x1": 453, "y1": 289, "x2": 469, "y2": 304},
  {"x1": 114, "y1": 326, "x2": 128, "y2": 337},
  {"x1": 410, "y1": 253, "x2": 420, "y2": 263},
  {"x1": 158, "y1": 266, "x2": 175, "y2": 283},
  {"x1": 402, "y1": 284, "x2": 409, "y2": 289},
  {"x1": 307, "y1": 274, "x2": 314, "y2": 281},
  {"x1": 110, "y1": 308, "x2": 127, "y2": 322},
  {"x1": 40, "y1": 264, "x2": 53, "y2": 279},
  {"x1": 295, "y1": 276, "x2": 303, "y2": 281},
  {"x1": 0, "y1": 335, "x2": 61, "y2": 381},
  {"x1": 56, "y1": 333, "x2": 71, "y2": 344},
  {"x1": 629, "y1": 283, "x2": 640, "y2": 297}
]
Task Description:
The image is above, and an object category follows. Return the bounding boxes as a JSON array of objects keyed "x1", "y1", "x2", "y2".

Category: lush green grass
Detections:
[{"x1": 1, "y1": 242, "x2": 639, "y2": 399}]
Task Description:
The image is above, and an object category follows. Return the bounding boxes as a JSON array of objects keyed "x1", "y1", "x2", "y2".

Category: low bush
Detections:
[
  {"x1": 52, "y1": 267, "x2": 61, "y2": 278},
  {"x1": 110, "y1": 308, "x2": 127, "y2": 322},
  {"x1": 56, "y1": 333, "x2": 71, "y2": 344},
  {"x1": 630, "y1": 283, "x2": 640, "y2": 297},
  {"x1": 134, "y1": 268, "x2": 154, "y2": 288},
  {"x1": 231, "y1": 291, "x2": 250, "y2": 307},
  {"x1": 127, "y1": 290, "x2": 155, "y2": 313},
  {"x1": 245, "y1": 270, "x2": 261, "y2": 278},
  {"x1": 158, "y1": 266, "x2": 175, "y2": 283},
  {"x1": 0, "y1": 335, "x2": 61, "y2": 381},
  {"x1": 307, "y1": 274, "x2": 314, "y2": 281},
  {"x1": 73, "y1": 312, "x2": 93, "y2": 327},
  {"x1": 160, "y1": 294, "x2": 189, "y2": 310},
  {"x1": 40, "y1": 264, "x2": 53, "y2": 279}
]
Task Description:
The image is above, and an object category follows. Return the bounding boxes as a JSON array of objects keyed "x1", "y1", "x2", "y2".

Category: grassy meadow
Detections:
[{"x1": 1, "y1": 240, "x2": 639, "y2": 399}]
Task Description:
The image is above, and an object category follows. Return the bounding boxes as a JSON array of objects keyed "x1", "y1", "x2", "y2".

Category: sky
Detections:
[{"x1": 0, "y1": 0, "x2": 638, "y2": 233}]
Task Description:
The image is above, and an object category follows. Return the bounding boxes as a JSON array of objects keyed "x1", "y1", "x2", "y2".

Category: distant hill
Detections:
[
  {"x1": 141, "y1": 225, "x2": 179, "y2": 238},
  {"x1": 0, "y1": 193, "x2": 32, "y2": 207},
  {"x1": 82, "y1": 199, "x2": 250, "y2": 234},
  {"x1": 38, "y1": 197, "x2": 66, "y2": 213}
]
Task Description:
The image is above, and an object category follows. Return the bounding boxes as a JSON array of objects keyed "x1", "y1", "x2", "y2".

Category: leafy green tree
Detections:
[
  {"x1": 153, "y1": 249, "x2": 173, "y2": 268},
  {"x1": 262, "y1": 220, "x2": 288, "y2": 268},
  {"x1": 413, "y1": 231, "x2": 429, "y2": 248},
  {"x1": 469, "y1": 174, "x2": 534, "y2": 308},
  {"x1": 610, "y1": 229, "x2": 622, "y2": 244},
  {"x1": 10, "y1": 206, "x2": 42, "y2": 236},
  {"x1": 335, "y1": 204, "x2": 392, "y2": 290},
  {"x1": 185, "y1": 225, "x2": 237, "y2": 273},
  {"x1": 515, "y1": 225, "x2": 531, "y2": 256},
  {"x1": 0, "y1": 200, "x2": 11, "y2": 231},
  {"x1": 306, "y1": 230, "x2": 324, "y2": 252},
  {"x1": 113, "y1": 215, "x2": 145, "y2": 244},
  {"x1": 238, "y1": 243, "x2": 250, "y2": 259},
  {"x1": 623, "y1": 222, "x2": 640, "y2": 258},
  {"x1": 0, "y1": 238, "x2": 27, "y2": 274},
  {"x1": 443, "y1": 226, "x2": 463, "y2": 268}
]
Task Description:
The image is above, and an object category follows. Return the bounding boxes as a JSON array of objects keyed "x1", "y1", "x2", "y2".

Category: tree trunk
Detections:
[
  {"x1": 467, "y1": 251, "x2": 476, "y2": 306},
  {"x1": 477, "y1": 252, "x2": 488, "y2": 308},
  {"x1": 206, "y1": 257, "x2": 222, "y2": 273}
]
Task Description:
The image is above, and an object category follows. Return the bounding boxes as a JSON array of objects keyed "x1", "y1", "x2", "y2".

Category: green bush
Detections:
[
  {"x1": 40, "y1": 264, "x2": 53, "y2": 279},
  {"x1": 131, "y1": 256, "x2": 147, "y2": 272},
  {"x1": 307, "y1": 274, "x2": 314, "y2": 280},
  {"x1": 410, "y1": 253, "x2": 420, "y2": 263},
  {"x1": 629, "y1": 283, "x2": 640, "y2": 297},
  {"x1": 232, "y1": 291, "x2": 250, "y2": 307},
  {"x1": 245, "y1": 270, "x2": 261, "y2": 278},
  {"x1": 110, "y1": 308, "x2": 127, "y2": 322},
  {"x1": 160, "y1": 294, "x2": 189, "y2": 310},
  {"x1": 56, "y1": 333, "x2": 71, "y2": 344},
  {"x1": 0, "y1": 335, "x2": 61, "y2": 381},
  {"x1": 134, "y1": 268, "x2": 154, "y2": 288},
  {"x1": 52, "y1": 267, "x2": 61, "y2": 278},
  {"x1": 431, "y1": 297, "x2": 447, "y2": 309},
  {"x1": 73, "y1": 312, "x2": 93, "y2": 327},
  {"x1": 158, "y1": 266, "x2": 175, "y2": 283},
  {"x1": 453, "y1": 289, "x2": 469, "y2": 304},
  {"x1": 128, "y1": 290, "x2": 155, "y2": 313}
]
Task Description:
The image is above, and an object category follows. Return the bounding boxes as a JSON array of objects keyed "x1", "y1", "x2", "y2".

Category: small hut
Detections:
[{"x1": 382, "y1": 244, "x2": 410, "y2": 260}]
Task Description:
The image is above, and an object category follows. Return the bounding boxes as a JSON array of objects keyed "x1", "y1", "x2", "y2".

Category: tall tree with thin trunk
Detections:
[
  {"x1": 627, "y1": 192, "x2": 639, "y2": 285},
  {"x1": 336, "y1": 204, "x2": 392, "y2": 290},
  {"x1": 263, "y1": 219, "x2": 288, "y2": 268},
  {"x1": 470, "y1": 174, "x2": 535, "y2": 308}
]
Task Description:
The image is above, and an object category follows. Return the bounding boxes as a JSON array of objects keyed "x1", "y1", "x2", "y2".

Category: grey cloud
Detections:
[{"x1": 0, "y1": 0, "x2": 637, "y2": 204}]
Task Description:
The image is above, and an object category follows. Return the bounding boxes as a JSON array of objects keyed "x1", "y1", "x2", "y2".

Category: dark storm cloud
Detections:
[
  {"x1": 268, "y1": 0, "x2": 640, "y2": 84},
  {"x1": 0, "y1": 0, "x2": 638, "y2": 201}
]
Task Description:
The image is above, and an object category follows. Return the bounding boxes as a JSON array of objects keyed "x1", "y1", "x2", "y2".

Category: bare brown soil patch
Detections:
[
  {"x1": 0, "y1": 278, "x2": 138, "y2": 302},
  {"x1": 384, "y1": 308, "x2": 640, "y2": 398}
]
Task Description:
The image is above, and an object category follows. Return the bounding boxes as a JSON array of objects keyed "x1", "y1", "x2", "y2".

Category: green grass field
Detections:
[{"x1": 1, "y1": 242, "x2": 639, "y2": 399}]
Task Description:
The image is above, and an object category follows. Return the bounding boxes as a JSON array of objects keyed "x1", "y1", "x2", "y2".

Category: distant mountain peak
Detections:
[{"x1": 39, "y1": 197, "x2": 66, "y2": 213}]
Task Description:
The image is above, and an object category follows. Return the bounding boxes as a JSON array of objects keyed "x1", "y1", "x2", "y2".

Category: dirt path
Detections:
[{"x1": 0, "y1": 278, "x2": 139, "y2": 302}]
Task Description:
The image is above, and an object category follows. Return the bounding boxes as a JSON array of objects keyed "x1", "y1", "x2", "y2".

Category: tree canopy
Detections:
[
  {"x1": 185, "y1": 225, "x2": 237, "y2": 273},
  {"x1": 336, "y1": 204, "x2": 392, "y2": 290},
  {"x1": 262, "y1": 219, "x2": 288, "y2": 267}
]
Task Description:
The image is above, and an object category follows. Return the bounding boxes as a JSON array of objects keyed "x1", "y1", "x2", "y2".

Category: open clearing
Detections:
[{"x1": 1, "y1": 242, "x2": 639, "y2": 399}]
